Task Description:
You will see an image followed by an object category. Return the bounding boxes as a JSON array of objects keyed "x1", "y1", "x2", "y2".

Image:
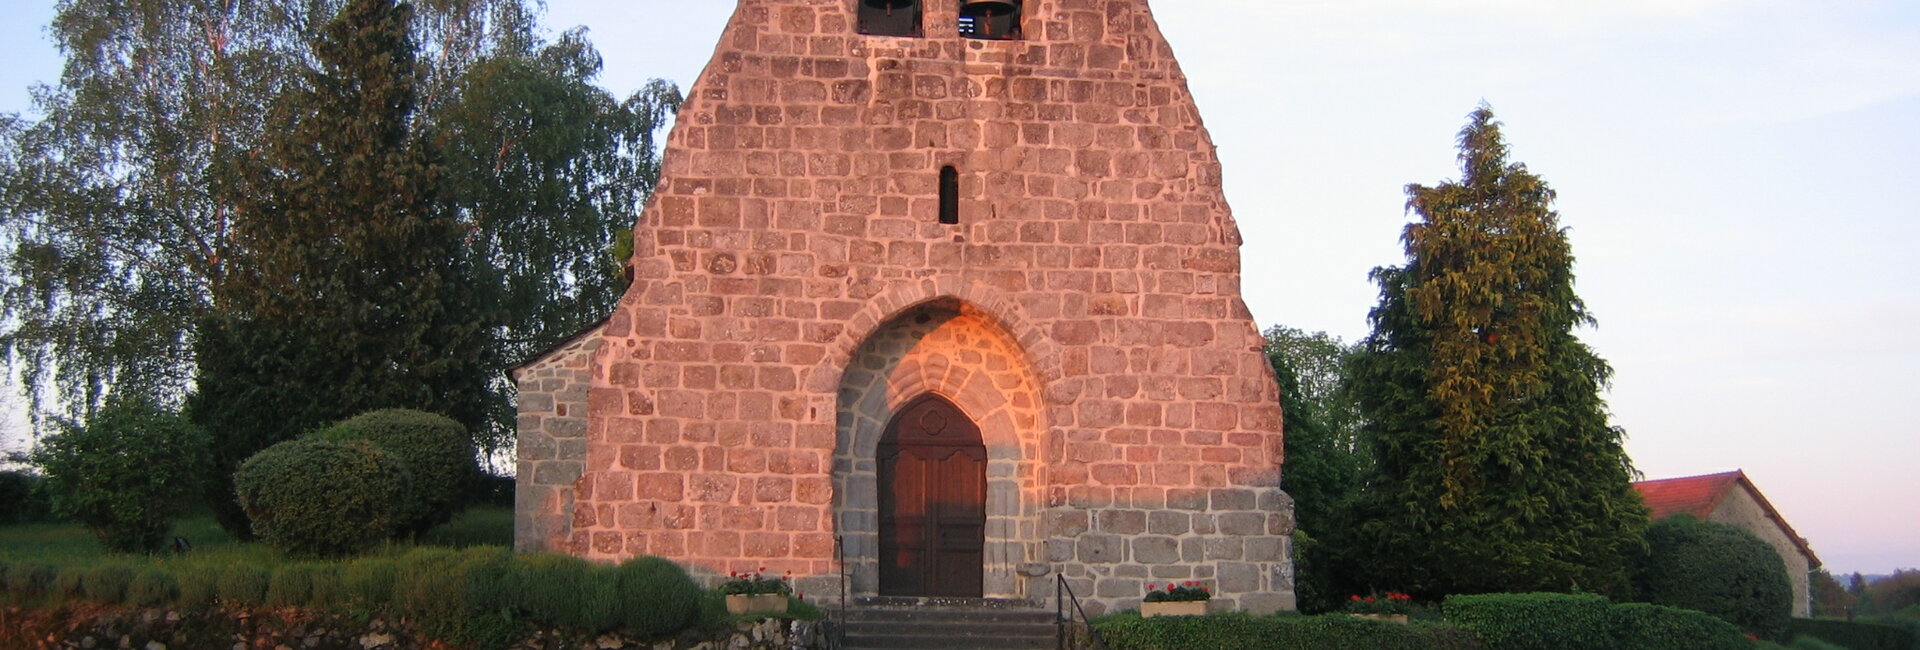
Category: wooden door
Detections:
[{"x1": 878, "y1": 394, "x2": 986, "y2": 597}]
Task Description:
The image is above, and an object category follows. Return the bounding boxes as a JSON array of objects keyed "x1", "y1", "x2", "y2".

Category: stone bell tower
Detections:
[{"x1": 513, "y1": 0, "x2": 1296, "y2": 614}]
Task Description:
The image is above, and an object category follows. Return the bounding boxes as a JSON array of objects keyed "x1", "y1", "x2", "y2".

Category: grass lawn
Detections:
[{"x1": 0, "y1": 506, "x2": 514, "y2": 570}]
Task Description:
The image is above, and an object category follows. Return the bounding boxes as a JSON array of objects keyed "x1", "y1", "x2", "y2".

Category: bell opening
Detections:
[
  {"x1": 859, "y1": 0, "x2": 923, "y2": 37},
  {"x1": 958, "y1": 0, "x2": 1021, "y2": 40}
]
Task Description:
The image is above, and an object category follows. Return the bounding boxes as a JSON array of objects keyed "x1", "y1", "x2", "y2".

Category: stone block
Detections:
[
  {"x1": 1077, "y1": 534, "x2": 1124, "y2": 564},
  {"x1": 1219, "y1": 512, "x2": 1265, "y2": 536},
  {"x1": 1097, "y1": 509, "x2": 1146, "y2": 535},
  {"x1": 1218, "y1": 562, "x2": 1259, "y2": 592},
  {"x1": 1147, "y1": 510, "x2": 1190, "y2": 535},
  {"x1": 1204, "y1": 537, "x2": 1244, "y2": 561},
  {"x1": 1132, "y1": 536, "x2": 1180, "y2": 564},
  {"x1": 1210, "y1": 488, "x2": 1257, "y2": 511}
]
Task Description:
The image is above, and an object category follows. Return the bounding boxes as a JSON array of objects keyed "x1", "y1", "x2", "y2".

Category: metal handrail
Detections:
[{"x1": 1055, "y1": 573, "x2": 1110, "y2": 650}]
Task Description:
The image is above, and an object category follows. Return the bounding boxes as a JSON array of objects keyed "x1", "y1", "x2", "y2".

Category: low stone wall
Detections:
[{"x1": 0, "y1": 606, "x2": 828, "y2": 650}]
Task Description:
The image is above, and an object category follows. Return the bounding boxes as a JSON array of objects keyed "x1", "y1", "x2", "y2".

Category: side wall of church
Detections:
[
  {"x1": 560, "y1": 0, "x2": 1293, "y2": 613},
  {"x1": 512, "y1": 329, "x2": 601, "y2": 553}
]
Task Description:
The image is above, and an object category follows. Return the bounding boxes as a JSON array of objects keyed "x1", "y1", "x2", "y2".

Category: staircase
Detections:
[{"x1": 838, "y1": 597, "x2": 1057, "y2": 650}]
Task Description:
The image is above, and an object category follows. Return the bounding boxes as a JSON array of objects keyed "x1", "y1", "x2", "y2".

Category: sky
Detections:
[{"x1": 2, "y1": 1, "x2": 1916, "y2": 576}]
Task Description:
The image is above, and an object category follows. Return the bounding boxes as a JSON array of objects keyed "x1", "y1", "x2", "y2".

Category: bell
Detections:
[
  {"x1": 959, "y1": 0, "x2": 1021, "y2": 40},
  {"x1": 859, "y1": 0, "x2": 921, "y2": 36}
]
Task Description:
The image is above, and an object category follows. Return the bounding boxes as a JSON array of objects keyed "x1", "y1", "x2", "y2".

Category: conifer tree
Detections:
[
  {"x1": 188, "y1": 0, "x2": 496, "y2": 536},
  {"x1": 1344, "y1": 105, "x2": 1648, "y2": 598}
]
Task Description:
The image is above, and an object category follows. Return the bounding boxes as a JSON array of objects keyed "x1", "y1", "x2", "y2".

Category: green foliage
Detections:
[
  {"x1": 266, "y1": 563, "x2": 320, "y2": 607},
  {"x1": 437, "y1": 32, "x2": 683, "y2": 365},
  {"x1": 52, "y1": 566, "x2": 85, "y2": 600},
  {"x1": 1345, "y1": 105, "x2": 1648, "y2": 598},
  {"x1": 1442, "y1": 592, "x2": 1613, "y2": 650},
  {"x1": 0, "y1": 469, "x2": 54, "y2": 524},
  {"x1": 174, "y1": 565, "x2": 219, "y2": 609},
  {"x1": 718, "y1": 568, "x2": 795, "y2": 596},
  {"x1": 1093, "y1": 611, "x2": 1481, "y2": 650},
  {"x1": 1862, "y1": 570, "x2": 1920, "y2": 617},
  {"x1": 392, "y1": 547, "x2": 521, "y2": 647},
  {"x1": 28, "y1": 398, "x2": 210, "y2": 553},
  {"x1": 234, "y1": 438, "x2": 407, "y2": 557},
  {"x1": 1263, "y1": 326, "x2": 1361, "y2": 613},
  {"x1": 612, "y1": 556, "x2": 702, "y2": 639},
  {"x1": 314, "y1": 409, "x2": 477, "y2": 537},
  {"x1": 343, "y1": 557, "x2": 400, "y2": 610},
  {"x1": 504, "y1": 553, "x2": 606, "y2": 630},
  {"x1": 80, "y1": 564, "x2": 135, "y2": 604},
  {"x1": 215, "y1": 565, "x2": 269, "y2": 606},
  {"x1": 1636, "y1": 515, "x2": 1792, "y2": 635},
  {"x1": 1785, "y1": 618, "x2": 1916, "y2": 650},
  {"x1": 126, "y1": 567, "x2": 179, "y2": 607},
  {"x1": 4, "y1": 563, "x2": 55, "y2": 603},
  {"x1": 1812, "y1": 568, "x2": 1858, "y2": 618},
  {"x1": 189, "y1": 0, "x2": 499, "y2": 541},
  {"x1": 1608, "y1": 602, "x2": 1751, "y2": 650},
  {"x1": 1788, "y1": 637, "x2": 1852, "y2": 650}
]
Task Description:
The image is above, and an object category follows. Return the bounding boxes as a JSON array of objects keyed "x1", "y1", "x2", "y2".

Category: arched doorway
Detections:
[{"x1": 877, "y1": 393, "x2": 986, "y2": 597}]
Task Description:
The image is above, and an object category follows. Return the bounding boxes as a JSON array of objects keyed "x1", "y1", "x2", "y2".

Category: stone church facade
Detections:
[{"x1": 514, "y1": 0, "x2": 1294, "y2": 614}]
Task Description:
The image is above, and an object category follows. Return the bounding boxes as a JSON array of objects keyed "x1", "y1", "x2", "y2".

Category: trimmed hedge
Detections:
[
  {"x1": 313, "y1": 409, "x2": 476, "y2": 537},
  {"x1": 1609, "y1": 602, "x2": 1751, "y2": 650},
  {"x1": 234, "y1": 437, "x2": 407, "y2": 556},
  {"x1": 1443, "y1": 592, "x2": 1612, "y2": 650},
  {"x1": 1637, "y1": 515, "x2": 1792, "y2": 636},
  {"x1": 5, "y1": 549, "x2": 720, "y2": 645},
  {"x1": 1095, "y1": 611, "x2": 1481, "y2": 650},
  {"x1": 1787, "y1": 618, "x2": 1916, "y2": 650}
]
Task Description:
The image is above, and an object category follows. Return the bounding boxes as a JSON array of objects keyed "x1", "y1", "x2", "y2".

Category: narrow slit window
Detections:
[
  {"x1": 858, "y1": 0, "x2": 922, "y2": 37},
  {"x1": 958, "y1": 1, "x2": 1021, "y2": 40},
  {"x1": 939, "y1": 166, "x2": 960, "y2": 225}
]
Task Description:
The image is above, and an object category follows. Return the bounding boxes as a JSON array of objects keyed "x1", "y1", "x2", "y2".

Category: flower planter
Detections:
[
  {"x1": 725, "y1": 593, "x2": 790, "y2": 616},
  {"x1": 1140, "y1": 601, "x2": 1208, "y2": 618},
  {"x1": 1353, "y1": 613, "x2": 1409, "y2": 624}
]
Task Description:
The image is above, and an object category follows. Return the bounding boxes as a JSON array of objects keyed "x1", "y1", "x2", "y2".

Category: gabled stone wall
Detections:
[{"x1": 524, "y1": 0, "x2": 1295, "y2": 614}]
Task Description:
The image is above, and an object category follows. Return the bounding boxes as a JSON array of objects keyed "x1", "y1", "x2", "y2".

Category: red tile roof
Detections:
[{"x1": 1633, "y1": 470, "x2": 1820, "y2": 567}]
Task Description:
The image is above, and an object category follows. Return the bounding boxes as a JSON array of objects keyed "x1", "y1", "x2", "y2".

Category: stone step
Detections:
[{"x1": 836, "y1": 598, "x2": 1059, "y2": 650}]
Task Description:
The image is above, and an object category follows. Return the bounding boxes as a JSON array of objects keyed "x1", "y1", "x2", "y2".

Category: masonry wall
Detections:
[
  {"x1": 548, "y1": 0, "x2": 1293, "y2": 614},
  {"x1": 1711, "y1": 488, "x2": 1814, "y2": 618},
  {"x1": 512, "y1": 328, "x2": 600, "y2": 553}
]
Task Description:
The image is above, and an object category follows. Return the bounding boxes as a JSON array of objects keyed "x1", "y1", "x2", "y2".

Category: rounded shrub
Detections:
[
  {"x1": 392, "y1": 546, "x2": 521, "y2": 647},
  {"x1": 266, "y1": 563, "x2": 319, "y2": 607},
  {"x1": 174, "y1": 564, "x2": 220, "y2": 608},
  {"x1": 5, "y1": 563, "x2": 56, "y2": 603},
  {"x1": 612, "y1": 555, "x2": 701, "y2": 639},
  {"x1": 1636, "y1": 515, "x2": 1792, "y2": 636},
  {"x1": 52, "y1": 566, "x2": 86, "y2": 600},
  {"x1": 82, "y1": 564, "x2": 136, "y2": 604},
  {"x1": 504, "y1": 553, "x2": 606, "y2": 630},
  {"x1": 1610, "y1": 602, "x2": 1750, "y2": 650},
  {"x1": 29, "y1": 397, "x2": 210, "y2": 553},
  {"x1": 234, "y1": 437, "x2": 407, "y2": 556},
  {"x1": 344, "y1": 557, "x2": 400, "y2": 610},
  {"x1": 215, "y1": 564, "x2": 269, "y2": 605},
  {"x1": 313, "y1": 409, "x2": 476, "y2": 537},
  {"x1": 127, "y1": 567, "x2": 180, "y2": 607}
]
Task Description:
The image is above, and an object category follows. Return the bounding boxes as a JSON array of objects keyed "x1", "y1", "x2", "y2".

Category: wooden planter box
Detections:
[
  {"x1": 1353, "y1": 613, "x2": 1409, "y2": 624},
  {"x1": 1140, "y1": 600, "x2": 1208, "y2": 618},
  {"x1": 725, "y1": 593, "x2": 790, "y2": 616}
]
